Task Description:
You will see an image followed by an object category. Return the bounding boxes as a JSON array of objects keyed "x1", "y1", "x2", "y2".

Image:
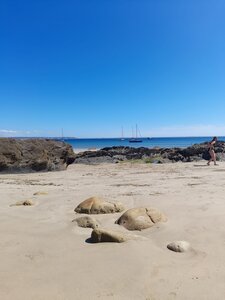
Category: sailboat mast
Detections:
[{"x1": 61, "y1": 128, "x2": 64, "y2": 140}]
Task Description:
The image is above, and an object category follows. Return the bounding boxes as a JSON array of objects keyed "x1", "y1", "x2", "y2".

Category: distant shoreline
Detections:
[{"x1": 2, "y1": 136, "x2": 225, "y2": 152}]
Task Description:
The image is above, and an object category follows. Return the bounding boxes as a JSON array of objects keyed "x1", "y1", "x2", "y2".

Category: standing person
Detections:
[{"x1": 207, "y1": 136, "x2": 218, "y2": 165}]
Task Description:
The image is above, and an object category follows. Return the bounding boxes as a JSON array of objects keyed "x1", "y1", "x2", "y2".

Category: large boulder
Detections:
[
  {"x1": 90, "y1": 228, "x2": 128, "y2": 243},
  {"x1": 115, "y1": 207, "x2": 167, "y2": 231},
  {"x1": 202, "y1": 150, "x2": 211, "y2": 160},
  {"x1": 0, "y1": 138, "x2": 75, "y2": 173},
  {"x1": 74, "y1": 196, "x2": 125, "y2": 214}
]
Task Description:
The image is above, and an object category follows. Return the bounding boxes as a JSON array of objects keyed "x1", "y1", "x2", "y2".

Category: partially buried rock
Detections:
[
  {"x1": 167, "y1": 241, "x2": 190, "y2": 253},
  {"x1": 33, "y1": 191, "x2": 48, "y2": 196},
  {"x1": 72, "y1": 216, "x2": 99, "y2": 229},
  {"x1": 116, "y1": 207, "x2": 167, "y2": 231},
  {"x1": 90, "y1": 228, "x2": 127, "y2": 243},
  {"x1": 10, "y1": 199, "x2": 34, "y2": 207},
  {"x1": 74, "y1": 196, "x2": 124, "y2": 214}
]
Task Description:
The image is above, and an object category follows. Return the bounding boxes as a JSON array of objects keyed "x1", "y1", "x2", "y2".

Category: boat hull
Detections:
[{"x1": 129, "y1": 140, "x2": 142, "y2": 143}]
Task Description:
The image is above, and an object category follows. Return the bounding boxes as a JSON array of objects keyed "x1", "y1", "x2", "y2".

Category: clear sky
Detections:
[{"x1": 0, "y1": 0, "x2": 225, "y2": 138}]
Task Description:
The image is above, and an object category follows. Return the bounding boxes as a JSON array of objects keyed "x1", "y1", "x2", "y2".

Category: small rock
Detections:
[
  {"x1": 33, "y1": 191, "x2": 48, "y2": 195},
  {"x1": 90, "y1": 228, "x2": 127, "y2": 243},
  {"x1": 10, "y1": 199, "x2": 34, "y2": 207},
  {"x1": 167, "y1": 241, "x2": 190, "y2": 253},
  {"x1": 116, "y1": 207, "x2": 167, "y2": 231},
  {"x1": 75, "y1": 196, "x2": 125, "y2": 214},
  {"x1": 72, "y1": 216, "x2": 99, "y2": 229}
]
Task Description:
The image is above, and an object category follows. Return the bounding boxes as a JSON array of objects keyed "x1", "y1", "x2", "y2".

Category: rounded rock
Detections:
[
  {"x1": 167, "y1": 241, "x2": 190, "y2": 253},
  {"x1": 115, "y1": 207, "x2": 167, "y2": 231},
  {"x1": 74, "y1": 196, "x2": 125, "y2": 214},
  {"x1": 90, "y1": 228, "x2": 127, "y2": 243}
]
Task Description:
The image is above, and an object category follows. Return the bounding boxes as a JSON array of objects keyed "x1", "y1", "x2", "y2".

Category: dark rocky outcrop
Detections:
[
  {"x1": 0, "y1": 138, "x2": 75, "y2": 173},
  {"x1": 74, "y1": 141, "x2": 225, "y2": 164}
]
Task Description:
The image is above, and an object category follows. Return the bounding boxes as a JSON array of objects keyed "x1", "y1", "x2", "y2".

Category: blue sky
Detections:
[{"x1": 0, "y1": 0, "x2": 225, "y2": 137}]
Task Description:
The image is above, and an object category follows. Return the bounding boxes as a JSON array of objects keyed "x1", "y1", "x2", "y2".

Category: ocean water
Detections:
[{"x1": 63, "y1": 137, "x2": 225, "y2": 150}]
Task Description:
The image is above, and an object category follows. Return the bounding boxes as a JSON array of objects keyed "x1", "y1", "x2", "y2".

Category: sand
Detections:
[
  {"x1": 1, "y1": 161, "x2": 225, "y2": 299},
  {"x1": 73, "y1": 148, "x2": 100, "y2": 154}
]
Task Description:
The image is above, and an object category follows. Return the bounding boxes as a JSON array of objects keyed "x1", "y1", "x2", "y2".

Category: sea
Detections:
[{"x1": 62, "y1": 136, "x2": 225, "y2": 150}]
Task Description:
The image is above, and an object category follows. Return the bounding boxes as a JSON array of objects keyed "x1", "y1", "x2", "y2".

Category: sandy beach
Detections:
[
  {"x1": 1, "y1": 161, "x2": 225, "y2": 299},
  {"x1": 73, "y1": 148, "x2": 99, "y2": 154}
]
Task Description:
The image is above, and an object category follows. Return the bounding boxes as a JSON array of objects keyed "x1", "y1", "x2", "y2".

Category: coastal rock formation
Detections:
[
  {"x1": 74, "y1": 141, "x2": 225, "y2": 164},
  {"x1": 167, "y1": 241, "x2": 191, "y2": 253},
  {"x1": 116, "y1": 207, "x2": 167, "y2": 231},
  {"x1": 72, "y1": 216, "x2": 99, "y2": 229},
  {"x1": 0, "y1": 138, "x2": 75, "y2": 173},
  {"x1": 90, "y1": 228, "x2": 127, "y2": 243},
  {"x1": 74, "y1": 196, "x2": 125, "y2": 214}
]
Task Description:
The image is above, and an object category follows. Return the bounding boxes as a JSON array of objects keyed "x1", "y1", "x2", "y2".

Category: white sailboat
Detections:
[
  {"x1": 120, "y1": 126, "x2": 125, "y2": 141},
  {"x1": 129, "y1": 124, "x2": 142, "y2": 143}
]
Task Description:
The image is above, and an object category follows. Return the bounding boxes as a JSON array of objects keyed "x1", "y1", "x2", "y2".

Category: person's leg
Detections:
[
  {"x1": 212, "y1": 151, "x2": 217, "y2": 165},
  {"x1": 207, "y1": 150, "x2": 213, "y2": 165}
]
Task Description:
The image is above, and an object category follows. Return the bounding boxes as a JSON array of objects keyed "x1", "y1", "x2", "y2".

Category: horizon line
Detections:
[{"x1": 0, "y1": 135, "x2": 223, "y2": 139}]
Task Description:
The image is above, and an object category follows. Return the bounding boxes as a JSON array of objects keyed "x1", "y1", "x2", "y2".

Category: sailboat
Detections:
[
  {"x1": 61, "y1": 128, "x2": 65, "y2": 141},
  {"x1": 120, "y1": 126, "x2": 125, "y2": 141},
  {"x1": 129, "y1": 124, "x2": 142, "y2": 143}
]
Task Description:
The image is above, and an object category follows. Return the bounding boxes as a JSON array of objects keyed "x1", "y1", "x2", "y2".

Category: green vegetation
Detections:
[{"x1": 144, "y1": 156, "x2": 162, "y2": 164}]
